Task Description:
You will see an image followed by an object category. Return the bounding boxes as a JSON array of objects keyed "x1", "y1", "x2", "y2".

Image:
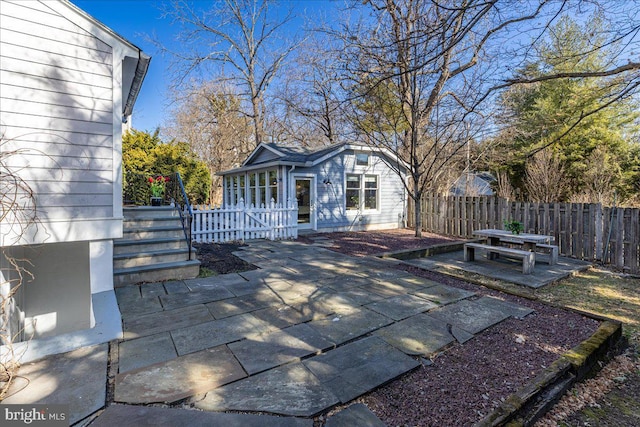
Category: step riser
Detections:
[
  {"x1": 124, "y1": 218, "x2": 184, "y2": 228},
  {"x1": 114, "y1": 251, "x2": 193, "y2": 269},
  {"x1": 114, "y1": 240, "x2": 188, "y2": 254},
  {"x1": 123, "y1": 229, "x2": 185, "y2": 240},
  {"x1": 114, "y1": 264, "x2": 201, "y2": 287},
  {"x1": 123, "y1": 207, "x2": 181, "y2": 219}
]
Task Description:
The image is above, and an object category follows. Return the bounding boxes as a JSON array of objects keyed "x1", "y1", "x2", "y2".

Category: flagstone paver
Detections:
[
  {"x1": 115, "y1": 345, "x2": 246, "y2": 404},
  {"x1": 205, "y1": 288, "x2": 282, "y2": 319},
  {"x1": 410, "y1": 283, "x2": 476, "y2": 305},
  {"x1": 193, "y1": 362, "x2": 340, "y2": 416},
  {"x1": 325, "y1": 403, "x2": 387, "y2": 427},
  {"x1": 184, "y1": 274, "x2": 247, "y2": 291},
  {"x1": 323, "y1": 275, "x2": 375, "y2": 292},
  {"x1": 365, "y1": 294, "x2": 439, "y2": 321},
  {"x1": 251, "y1": 304, "x2": 321, "y2": 329},
  {"x1": 91, "y1": 404, "x2": 313, "y2": 427},
  {"x1": 160, "y1": 286, "x2": 235, "y2": 310},
  {"x1": 222, "y1": 280, "x2": 272, "y2": 297},
  {"x1": 333, "y1": 287, "x2": 386, "y2": 305},
  {"x1": 474, "y1": 295, "x2": 535, "y2": 319},
  {"x1": 118, "y1": 294, "x2": 162, "y2": 318},
  {"x1": 428, "y1": 299, "x2": 510, "y2": 334},
  {"x1": 170, "y1": 312, "x2": 277, "y2": 356},
  {"x1": 140, "y1": 282, "x2": 166, "y2": 298},
  {"x1": 373, "y1": 313, "x2": 456, "y2": 355},
  {"x1": 163, "y1": 280, "x2": 190, "y2": 294},
  {"x1": 2, "y1": 344, "x2": 108, "y2": 425},
  {"x1": 123, "y1": 304, "x2": 214, "y2": 339},
  {"x1": 228, "y1": 323, "x2": 333, "y2": 374},
  {"x1": 307, "y1": 307, "x2": 393, "y2": 345},
  {"x1": 303, "y1": 336, "x2": 420, "y2": 403},
  {"x1": 115, "y1": 285, "x2": 140, "y2": 300},
  {"x1": 118, "y1": 332, "x2": 177, "y2": 373}
]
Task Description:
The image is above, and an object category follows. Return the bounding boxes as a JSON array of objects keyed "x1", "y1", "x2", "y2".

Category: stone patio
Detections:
[
  {"x1": 112, "y1": 241, "x2": 536, "y2": 417},
  {"x1": 3, "y1": 240, "x2": 542, "y2": 425}
]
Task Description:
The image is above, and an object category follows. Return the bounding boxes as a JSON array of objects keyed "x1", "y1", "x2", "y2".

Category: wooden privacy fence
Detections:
[
  {"x1": 412, "y1": 195, "x2": 640, "y2": 273},
  {"x1": 191, "y1": 199, "x2": 298, "y2": 243}
]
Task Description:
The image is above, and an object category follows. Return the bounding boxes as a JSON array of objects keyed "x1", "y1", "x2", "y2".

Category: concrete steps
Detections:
[{"x1": 114, "y1": 207, "x2": 200, "y2": 287}]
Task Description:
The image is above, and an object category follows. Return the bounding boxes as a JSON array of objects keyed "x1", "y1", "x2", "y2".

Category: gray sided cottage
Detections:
[{"x1": 219, "y1": 143, "x2": 408, "y2": 232}]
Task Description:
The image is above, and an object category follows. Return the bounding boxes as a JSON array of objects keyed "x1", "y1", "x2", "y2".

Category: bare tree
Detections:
[
  {"x1": 0, "y1": 135, "x2": 39, "y2": 398},
  {"x1": 272, "y1": 33, "x2": 349, "y2": 147},
  {"x1": 160, "y1": 0, "x2": 302, "y2": 146},
  {"x1": 571, "y1": 147, "x2": 620, "y2": 205},
  {"x1": 334, "y1": 0, "x2": 640, "y2": 236},
  {"x1": 524, "y1": 148, "x2": 570, "y2": 202},
  {"x1": 163, "y1": 81, "x2": 253, "y2": 204}
]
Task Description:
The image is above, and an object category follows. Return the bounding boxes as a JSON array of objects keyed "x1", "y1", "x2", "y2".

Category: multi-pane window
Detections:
[
  {"x1": 364, "y1": 175, "x2": 378, "y2": 209},
  {"x1": 224, "y1": 169, "x2": 279, "y2": 206},
  {"x1": 269, "y1": 170, "x2": 278, "y2": 204},
  {"x1": 346, "y1": 174, "x2": 378, "y2": 211},
  {"x1": 346, "y1": 174, "x2": 361, "y2": 210},
  {"x1": 249, "y1": 173, "x2": 257, "y2": 206},
  {"x1": 258, "y1": 172, "x2": 266, "y2": 206}
]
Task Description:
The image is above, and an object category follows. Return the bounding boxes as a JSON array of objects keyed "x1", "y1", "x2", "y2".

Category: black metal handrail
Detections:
[{"x1": 167, "y1": 172, "x2": 194, "y2": 260}]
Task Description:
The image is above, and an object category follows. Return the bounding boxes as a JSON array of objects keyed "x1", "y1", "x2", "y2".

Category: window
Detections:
[
  {"x1": 346, "y1": 174, "x2": 378, "y2": 211},
  {"x1": 238, "y1": 175, "x2": 246, "y2": 203},
  {"x1": 346, "y1": 174, "x2": 360, "y2": 210},
  {"x1": 258, "y1": 172, "x2": 266, "y2": 206},
  {"x1": 249, "y1": 173, "x2": 257, "y2": 206},
  {"x1": 356, "y1": 153, "x2": 369, "y2": 166},
  {"x1": 269, "y1": 170, "x2": 279, "y2": 204},
  {"x1": 364, "y1": 175, "x2": 378, "y2": 209}
]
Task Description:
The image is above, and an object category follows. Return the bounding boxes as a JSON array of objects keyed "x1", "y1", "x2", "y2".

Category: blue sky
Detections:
[
  {"x1": 71, "y1": 0, "x2": 338, "y2": 133},
  {"x1": 73, "y1": 0, "x2": 176, "y2": 132}
]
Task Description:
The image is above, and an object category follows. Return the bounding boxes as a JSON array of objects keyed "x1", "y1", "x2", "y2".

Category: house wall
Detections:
[
  {"x1": 2, "y1": 242, "x2": 91, "y2": 340},
  {"x1": 0, "y1": 0, "x2": 140, "y2": 353},
  {"x1": 0, "y1": 0, "x2": 126, "y2": 246},
  {"x1": 300, "y1": 150, "x2": 406, "y2": 232}
]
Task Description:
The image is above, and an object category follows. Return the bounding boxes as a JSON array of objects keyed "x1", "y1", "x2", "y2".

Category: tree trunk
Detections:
[{"x1": 414, "y1": 185, "x2": 422, "y2": 237}]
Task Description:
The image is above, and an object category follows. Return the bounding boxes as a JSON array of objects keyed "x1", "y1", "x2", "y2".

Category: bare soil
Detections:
[{"x1": 195, "y1": 230, "x2": 609, "y2": 426}]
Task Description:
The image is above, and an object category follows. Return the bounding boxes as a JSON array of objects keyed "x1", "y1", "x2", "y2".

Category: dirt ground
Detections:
[{"x1": 194, "y1": 230, "x2": 635, "y2": 426}]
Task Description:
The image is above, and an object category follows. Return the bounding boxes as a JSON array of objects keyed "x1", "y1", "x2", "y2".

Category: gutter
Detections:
[{"x1": 123, "y1": 52, "x2": 151, "y2": 118}]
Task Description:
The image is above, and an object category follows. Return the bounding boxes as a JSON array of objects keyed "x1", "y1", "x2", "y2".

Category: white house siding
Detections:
[
  {"x1": 308, "y1": 150, "x2": 406, "y2": 232},
  {"x1": 0, "y1": 0, "x2": 146, "y2": 360},
  {"x1": 0, "y1": 0, "x2": 117, "y2": 244}
]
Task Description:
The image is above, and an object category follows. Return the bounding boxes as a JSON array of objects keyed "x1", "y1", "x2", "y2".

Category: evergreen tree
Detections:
[{"x1": 497, "y1": 15, "x2": 639, "y2": 203}]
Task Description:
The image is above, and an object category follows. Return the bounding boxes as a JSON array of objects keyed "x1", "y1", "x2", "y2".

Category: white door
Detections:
[{"x1": 294, "y1": 177, "x2": 315, "y2": 230}]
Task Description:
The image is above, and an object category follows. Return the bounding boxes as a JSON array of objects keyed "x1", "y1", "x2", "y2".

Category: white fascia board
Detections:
[{"x1": 218, "y1": 161, "x2": 304, "y2": 176}]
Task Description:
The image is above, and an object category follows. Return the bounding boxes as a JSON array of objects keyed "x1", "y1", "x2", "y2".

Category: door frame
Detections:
[{"x1": 290, "y1": 173, "x2": 317, "y2": 230}]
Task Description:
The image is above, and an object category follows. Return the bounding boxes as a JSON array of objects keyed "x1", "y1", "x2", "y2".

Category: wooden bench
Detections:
[
  {"x1": 491, "y1": 237, "x2": 559, "y2": 265},
  {"x1": 464, "y1": 242, "x2": 535, "y2": 274},
  {"x1": 535, "y1": 243, "x2": 559, "y2": 265}
]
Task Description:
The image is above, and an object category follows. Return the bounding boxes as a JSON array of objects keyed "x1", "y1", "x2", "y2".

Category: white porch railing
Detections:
[{"x1": 191, "y1": 198, "x2": 298, "y2": 243}]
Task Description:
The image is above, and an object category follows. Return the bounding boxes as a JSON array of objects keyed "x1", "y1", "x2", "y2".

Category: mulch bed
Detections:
[{"x1": 196, "y1": 229, "x2": 602, "y2": 426}]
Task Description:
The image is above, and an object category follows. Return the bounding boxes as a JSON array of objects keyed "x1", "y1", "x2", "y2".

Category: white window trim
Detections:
[{"x1": 345, "y1": 172, "x2": 380, "y2": 213}]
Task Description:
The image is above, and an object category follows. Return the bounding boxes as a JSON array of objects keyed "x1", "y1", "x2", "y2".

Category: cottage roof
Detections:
[{"x1": 219, "y1": 142, "x2": 407, "y2": 175}]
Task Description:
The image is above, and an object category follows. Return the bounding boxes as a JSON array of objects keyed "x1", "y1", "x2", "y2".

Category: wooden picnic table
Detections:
[{"x1": 471, "y1": 228, "x2": 558, "y2": 265}]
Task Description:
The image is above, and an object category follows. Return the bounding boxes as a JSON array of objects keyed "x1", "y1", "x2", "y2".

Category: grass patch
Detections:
[
  {"x1": 535, "y1": 268, "x2": 640, "y2": 346},
  {"x1": 197, "y1": 266, "x2": 217, "y2": 278}
]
